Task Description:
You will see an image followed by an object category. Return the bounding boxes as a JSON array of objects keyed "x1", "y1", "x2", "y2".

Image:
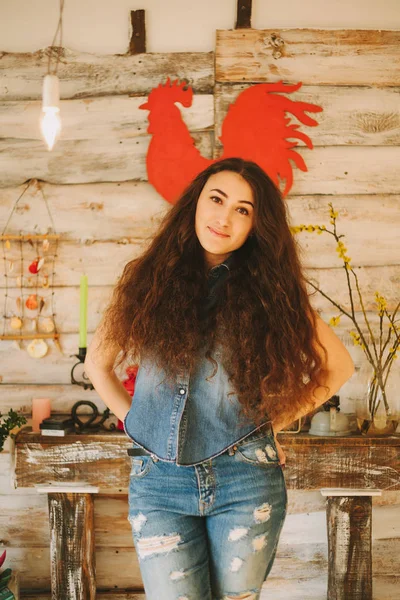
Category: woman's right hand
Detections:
[{"x1": 274, "y1": 436, "x2": 286, "y2": 467}]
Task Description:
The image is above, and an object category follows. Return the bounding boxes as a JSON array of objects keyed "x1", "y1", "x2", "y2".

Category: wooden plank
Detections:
[
  {"x1": 0, "y1": 93, "x2": 214, "y2": 140},
  {"x1": 7, "y1": 541, "x2": 400, "y2": 597},
  {"x1": 0, "y1": 494, "x2": 133, "y2": 547},
  {"x1": 0, "y1": 385, "x2": 107, "y2": 414},
  {"x1": 0, "y1": 131, "x2": 213, "y2": 188},
  {"x1": 327, "y1": 496, "x2": 372, "y2": 599},
  {"x1": 235, "y1": 0, "x2": 252, "y2": 29},
  {"x1": 5, "y1": 547, "x2": 143, "y2": 590},
  {"x1": 0, "y1": 326, "x2": 390, "y2": 388},
  {"x1": 214, "y1": 145, "x2": 400, "y2": 196},
  {"x1": 215, "y1": 29, "x2": 400, "y2": 85},
  {"x1": 14, "y1": 430, "x2": 400, "y2": 493},
  {"x1": 0, "y1": 50, "x2": 214, "y2": 100},
  {"x1": 48, "y1": 492, "x2": 96, "y2": 599},
  {"x1": 22, "y1": 594, "x2": 145, "y2": 600},
  {"x1": 15, "y1": 432, "x2": 133, "y2": 492},
  {"x1": 129, "y1": 10, "x2": 146, "y2": 55},
  {"x1": 1, "y1": 141, "x2": 399, "y2": 190},
  {"x1": 0, "y1": 262, "x2": 398, "y2": 333},
  {"x1": 17, "y1": 576, "x2": 400, "y2": 600},
  {"x1": 214, "y1": 84, "x2": 400, "y2": 147},
  {"x1": 0, "y1": 184, "x2": 398, "y2": 266},
  {"x1": 2, "y1": 491, "x2": 400, "y2": 549}
]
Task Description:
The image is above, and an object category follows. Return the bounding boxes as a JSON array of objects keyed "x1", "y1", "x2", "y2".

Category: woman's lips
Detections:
[{"x1": 208, "y1": 226, "x2": 230, "y2": 238}]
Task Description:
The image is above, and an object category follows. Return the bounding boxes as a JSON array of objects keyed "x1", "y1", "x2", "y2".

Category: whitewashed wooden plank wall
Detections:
[{"x1": 0, "y1": 27, "x2": 399, "y2": 597}]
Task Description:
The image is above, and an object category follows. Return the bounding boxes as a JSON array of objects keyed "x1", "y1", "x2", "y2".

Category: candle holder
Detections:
[
  {"x1": 70, "y1": 346, "x2": 94, "y2": 390},
  {"x1": 70, "y1": 400, "x2": 116, "y2": 432}
]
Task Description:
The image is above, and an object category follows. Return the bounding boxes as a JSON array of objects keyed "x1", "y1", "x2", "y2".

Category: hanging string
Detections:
[
  {"x1": 1, "y1": 180, "x2": 60, "y2": 348},
  {"x1": 47, "y1": 0, "x2": 65, "y2": 76},
  {"x1": 1, "y1": 180, "x2": 33, "y2": 236},
  {"x1": 39, "y1": 182, "x2": 60, "y2": 343},
  {"x1": 1, "y1": 238, "x2": 9, "y2": 337}
]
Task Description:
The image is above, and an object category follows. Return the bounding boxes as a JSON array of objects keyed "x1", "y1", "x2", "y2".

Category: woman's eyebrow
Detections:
[{"x1": 210, "y1": 188, "x2": 254, "y2": 208}]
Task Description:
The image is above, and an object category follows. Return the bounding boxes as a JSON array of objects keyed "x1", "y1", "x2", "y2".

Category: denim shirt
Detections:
[{"x1": 123, "y1": 253, "x2": 272, "y2": 466}]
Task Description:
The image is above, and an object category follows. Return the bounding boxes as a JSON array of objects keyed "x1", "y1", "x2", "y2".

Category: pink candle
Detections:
[{"x1": 32, "y1": 398, "x2": 51, "y2": 433}]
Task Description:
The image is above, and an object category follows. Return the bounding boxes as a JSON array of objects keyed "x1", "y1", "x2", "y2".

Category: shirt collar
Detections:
[{"x1": 207, "y1": 252, "x2": 237, "y2": 278}]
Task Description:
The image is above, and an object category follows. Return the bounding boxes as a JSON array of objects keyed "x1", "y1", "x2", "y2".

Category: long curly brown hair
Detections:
[{"x1": 97, "y1": 157, "x2": 328, "y2": 427}]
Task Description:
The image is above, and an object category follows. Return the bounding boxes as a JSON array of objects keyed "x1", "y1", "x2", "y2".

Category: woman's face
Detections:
[{"x1": 195, "y1": 171, "x2": 255, "y2": 268}]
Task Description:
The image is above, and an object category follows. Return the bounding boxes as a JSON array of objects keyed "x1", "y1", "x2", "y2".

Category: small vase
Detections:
[{"x1": 356, "y1": 366, "x2": 400, "y2": 436}]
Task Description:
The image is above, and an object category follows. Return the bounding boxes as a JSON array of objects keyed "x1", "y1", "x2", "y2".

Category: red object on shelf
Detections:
[{"x1": 117, "y1": 366, "x2": 138, "y2": 431}]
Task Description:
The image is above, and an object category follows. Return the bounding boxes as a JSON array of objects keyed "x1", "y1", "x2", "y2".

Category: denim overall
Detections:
[{"x1": 124, "y1": 253, "x2": 288, "y2": 599}]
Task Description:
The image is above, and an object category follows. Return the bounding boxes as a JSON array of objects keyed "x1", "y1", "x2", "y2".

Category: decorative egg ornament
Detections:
[
  {"x1": 27, "y1": 338, "x2": 48, "y2": 358},
  {"x1": 28, "y1": 259, "x2": 39, "y2": 274},
  {"x1": 41, "y1": 317, "x2": 55, "y2": 333},
  {"x1": 26, "y1": 294, "x2": 38, "y2": 310},
  {"x1": 10, "y1": 316, "x2": 23, "y2": 330}
]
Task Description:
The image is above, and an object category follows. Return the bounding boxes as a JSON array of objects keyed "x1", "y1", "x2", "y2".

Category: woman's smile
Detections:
[{"x1": 208, "y1": 226, "x2": 230, "y2": 238}]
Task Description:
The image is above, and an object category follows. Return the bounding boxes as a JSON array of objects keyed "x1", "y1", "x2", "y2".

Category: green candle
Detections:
[{"x1": 79, "y1": 274, "x2": 88, "y2": 348}]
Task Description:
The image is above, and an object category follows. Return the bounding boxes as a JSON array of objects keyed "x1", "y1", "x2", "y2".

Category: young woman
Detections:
[{"x1": 85, "y1": 157, "x2": 355, "y2": 600}]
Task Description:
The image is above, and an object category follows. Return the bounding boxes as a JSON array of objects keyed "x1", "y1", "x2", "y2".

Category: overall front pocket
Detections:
[{"x1": 129, "y1": 455, "x2": 154, "y2": 478}]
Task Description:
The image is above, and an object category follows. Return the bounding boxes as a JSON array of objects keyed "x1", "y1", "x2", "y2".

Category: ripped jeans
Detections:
[{"x1": 127, "y1": 428, "x2": 288, "y2": 600}]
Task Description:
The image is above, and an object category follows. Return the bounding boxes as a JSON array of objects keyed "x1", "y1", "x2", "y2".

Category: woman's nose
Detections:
[{"x1": 216, "y1": 209, "x2": 232, "y2": 227}]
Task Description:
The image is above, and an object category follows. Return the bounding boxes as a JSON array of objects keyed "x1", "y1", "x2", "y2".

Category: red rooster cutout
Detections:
[{"x1": 139, "y1": 79, "x2": 323, "y2": 204}]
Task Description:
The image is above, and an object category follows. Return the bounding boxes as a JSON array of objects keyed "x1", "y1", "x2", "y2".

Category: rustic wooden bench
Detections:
[{"x1": 13, "y1": 428, "x2": 400, "y2": 599}]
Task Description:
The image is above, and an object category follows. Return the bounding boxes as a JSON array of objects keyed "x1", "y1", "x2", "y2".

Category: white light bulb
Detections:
[
  {"x1": 40, "y1": 107, "x2": 61, "y2": 151},
  {"x1": 40, "y1": 74, "x2": 62, "y2": 151}
]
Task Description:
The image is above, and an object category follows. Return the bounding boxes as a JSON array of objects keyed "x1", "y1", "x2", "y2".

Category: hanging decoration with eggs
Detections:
[{"x1": 0, "y1": 179, "x2": 62, "y2": 356}]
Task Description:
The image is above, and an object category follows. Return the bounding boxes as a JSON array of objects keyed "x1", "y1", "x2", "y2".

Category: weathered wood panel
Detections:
[
  {"x1": 1, "y1": 385, "x2": 107, "y2": 415},
  {"x1": 1, "y1": 266, "x2": 398, "y2": 330},
  {"x1": 0, "y1": 324, "x2": 383, "y2": 385},
  {"x1": 6, "y1": 541, "x2": 400, "y2": 596},
  {"x1": 0, "y1": 49, "x2": 214, "y2": 100},
  {"x1": 48, "y1": 492, "x2": 96, "y2": 599},
  {"x1": 2, "y1": 491, "x2": 400, "y2": 548},
  {"x1": 215, "y1": 29, "x2": 400, "y2": 85},
  {"x1": 17, "y1": 577, "x2": 400, "y2": 600},
  {"x1": 0, "y1": 131, "x2": 214, "y2": 188},
  {"x1": 1, "y1": 183, "x2": 399, "y2": 265},
  {"x1": 4, "y1": 546, "x2": 143, "y2": 590},
  {"x1": 327, "y1": 496, "x2": 372, "y2": 599},
  {"x1": 14, "y1": 431, "x2": 400, "y2": 493},
  {"x1": 0, "y1": 94, "x2": 214, "y2": 141},
  {"x1": 19, "y1": 574, "x2": 400, "y2": 600},
  {"x1": 215, "y1": 84, "x2": 400, "y2": 147},
  {"x1": 22, "y1": 594, "x2": 145, "y2": 600},
  {"x1": 214, "y1": 145, "x2": 400, "y2": 195},
  {"x1": 2, "y1": 86, "x2": 400, "y2": 146},
  {"x1": 1, "y1": 143, "x2": 399, "y2": 190}
]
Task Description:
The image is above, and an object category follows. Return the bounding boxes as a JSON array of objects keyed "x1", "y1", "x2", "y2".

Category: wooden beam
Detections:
[
  {"x1": 235, "y1": 0, "x2": 252, "y2": 29},
  {"x1": 14, "y1": 429, "x2": 400, "y2": 493},
  {"x1": 129, "y1": 10, "x2": 146, "y2": 55},
  {"x1": 325, "y1": 494, "x2": 374, "y2": 600},
  {"x1": 48, "y1": 492, "x2": 96, "y2": 599}
]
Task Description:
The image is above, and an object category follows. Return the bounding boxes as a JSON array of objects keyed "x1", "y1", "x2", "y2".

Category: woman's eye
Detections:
[{"x1": 210, "y1": 197, "x2": 249, "y2": 216}]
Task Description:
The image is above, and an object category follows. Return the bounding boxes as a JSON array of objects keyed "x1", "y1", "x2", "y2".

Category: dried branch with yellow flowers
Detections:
[{"x1": 290, "y1": 203, "x2": 400, "y2": 430}]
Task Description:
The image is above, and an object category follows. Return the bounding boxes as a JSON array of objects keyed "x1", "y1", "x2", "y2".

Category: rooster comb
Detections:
[{"x1": 159, "y1": 77, "x2": 189, "y2": 90}]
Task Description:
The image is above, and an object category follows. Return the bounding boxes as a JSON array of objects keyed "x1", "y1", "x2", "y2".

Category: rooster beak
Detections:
[{"x1": 139, "y1": 102, "x2": 149, "y2": 110}]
